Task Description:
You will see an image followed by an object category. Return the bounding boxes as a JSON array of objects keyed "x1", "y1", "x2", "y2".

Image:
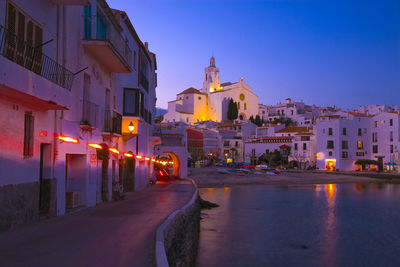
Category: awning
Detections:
[{"x1": 0, "y1": 84, "x2": 68, "y2": 111}]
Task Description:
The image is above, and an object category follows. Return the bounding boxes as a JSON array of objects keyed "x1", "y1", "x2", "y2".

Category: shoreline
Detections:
[{"x1": 190, "y1": 168, "x2": 400, "y2": 188}]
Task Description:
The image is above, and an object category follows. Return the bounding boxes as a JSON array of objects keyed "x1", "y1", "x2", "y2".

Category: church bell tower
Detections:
[{"x1": 202, "y1": 56, "x2": 220, "y2": 94}]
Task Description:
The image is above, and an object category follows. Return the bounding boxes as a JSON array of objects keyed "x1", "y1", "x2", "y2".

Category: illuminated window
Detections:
[
  {"x1": 357, "y1": 141, "x2": 363, "y2": 149},
  {"x1": 240, "y1": 93, "x2": 245, "y2": 101},
  {"x1": 237, "y1": 102, "x2": 240, "y2": 109},
  {"x1": 244, "y1": 103, "x2": 247, "y2": 110},
  {"x1": 375, "y1": 121, "x2": 378, "y2": 127}
]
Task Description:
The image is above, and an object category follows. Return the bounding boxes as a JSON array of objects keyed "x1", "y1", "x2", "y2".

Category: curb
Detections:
[{"x1": 155, "y1": 179, "x2": 199, "y2": 267}]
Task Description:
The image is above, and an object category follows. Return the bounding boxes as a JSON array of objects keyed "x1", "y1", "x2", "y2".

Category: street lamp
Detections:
[{"x1": 128, "y1": 121, "x2": 135, "y2": 133}]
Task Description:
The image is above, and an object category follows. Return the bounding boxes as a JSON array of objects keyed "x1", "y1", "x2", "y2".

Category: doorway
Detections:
[
  {"x1": 65, "y1": 154, "x2": 87, "y2": 209},
  {"x1": 119, "y1": 157, "x2": 135, "y2": 192},
  {"x1": 39, "y1": 143, "x2": 52, "y2": 215},
  {"x1": 325, "y1": 159, "x2": 336, "y2": 172}
]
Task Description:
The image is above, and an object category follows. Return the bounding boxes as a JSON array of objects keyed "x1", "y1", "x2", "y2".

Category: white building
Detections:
[
  {"x1": 0, "y1": 0, "x2": 158, "y2": 230},
  {"x1": 163, "y1": 57, "x2": 259, "y2": 124},
  {"x1": 244, "y1": 126, "x2": 316, "y2": 168}
]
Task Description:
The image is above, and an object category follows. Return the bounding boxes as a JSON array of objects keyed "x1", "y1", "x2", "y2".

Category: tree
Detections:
[
  {"x1": 232, "y1": 101, "x2": 238, "y2": 120},
  {"x1": 227, "y1": 98, "x2": 238, "y2": 121},
  {"x1": 255, "y1": 115, "x2": 262, "y2": 126},
  {"x1": 249, "y1": 115, "x2": 255, "y2": 123}
]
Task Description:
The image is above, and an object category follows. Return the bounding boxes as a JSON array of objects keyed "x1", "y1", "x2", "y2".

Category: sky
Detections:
[{"x1": 108, "y1": 0, "x2": 400, "y2": 110}]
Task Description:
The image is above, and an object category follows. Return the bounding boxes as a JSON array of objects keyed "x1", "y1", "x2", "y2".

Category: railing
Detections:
[
  {"x1": 81, "y1": 100, "x2": 99, "y2": 128},
  {"x1": 0, "y1": 25, "x2": 74, "y2": 90},
  {"x1": 103, "y1": 110, "x2": 122, "y2": 134},
  {"x1": 83, "y1": 9, "x2": 132, "y2": 70}
]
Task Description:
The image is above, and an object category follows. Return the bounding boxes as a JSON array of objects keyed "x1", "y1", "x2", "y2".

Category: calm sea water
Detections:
[{"x1": 197, "y1": 184, "x2": 400, "y2": 267}]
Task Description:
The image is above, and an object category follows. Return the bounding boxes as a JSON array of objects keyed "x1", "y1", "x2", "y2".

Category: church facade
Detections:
[{"x1": 163, "y1": 57, "x2": 259, "y2": 124}]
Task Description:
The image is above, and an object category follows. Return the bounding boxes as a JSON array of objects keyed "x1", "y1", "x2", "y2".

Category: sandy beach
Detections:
[{"x1": 190, "y1": 167, "x2": 400, "y2": 187}]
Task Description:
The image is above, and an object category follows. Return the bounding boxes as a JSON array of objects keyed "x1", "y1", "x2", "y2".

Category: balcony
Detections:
[
  {"x1": 103, "y1": 110, "x2": 122, "y2": 135},
  {"x1": 81, "y1": 100, "x2": 99, "y2": 129},
  {"x1": 82, "y1": 9, "x2": 132, "y2": 73},
  {"x1": 0, "y1": 25, "x2": 74, "y2": 91}
]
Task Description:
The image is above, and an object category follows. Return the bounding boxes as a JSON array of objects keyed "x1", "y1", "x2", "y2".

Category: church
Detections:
[{"x1": 163, "y1": 57, "x2": 259, "y2": 124}]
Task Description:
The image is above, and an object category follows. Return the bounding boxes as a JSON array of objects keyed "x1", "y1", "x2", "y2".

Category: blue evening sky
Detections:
[{"x1": 108, "y1": 0, "x2": 400, "y2": 110}]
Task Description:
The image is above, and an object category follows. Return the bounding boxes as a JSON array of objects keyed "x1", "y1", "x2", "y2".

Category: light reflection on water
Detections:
[{"x1": 197, "y1": 183, "x2": 400, "y2": 267}]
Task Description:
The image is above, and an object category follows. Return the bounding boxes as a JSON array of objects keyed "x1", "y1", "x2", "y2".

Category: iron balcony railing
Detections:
[
  {"x1": 0, "y1": 25, "x2": 74, "y2": 90},
  {"x1": 104, "y1": 110, "x2": 122, "y2": 135},
  {"x1": 81, "y1": 100, "x2": 99, "y2": 128}
]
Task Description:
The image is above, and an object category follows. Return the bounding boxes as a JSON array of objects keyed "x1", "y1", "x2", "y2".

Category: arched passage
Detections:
[{"x1": 166, "y1": 152, "x2": 181, "y2": 178}]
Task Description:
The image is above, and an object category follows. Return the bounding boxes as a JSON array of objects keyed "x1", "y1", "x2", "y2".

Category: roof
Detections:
[
  {"x1": 177, "y1": 111, "x2": 194, "y2": 114},
  {"x1": 177, "y1": 87, "x2": 206, "y2": 95},
  {"x1": 275, "y1": 126, "x2": 310, "y2": 133},
  {"x1": 348, "y1": 111, "x2": 373, "y2": 117},
  {"x1": 221, "y1": 82, "x2": 235, "y2": 87},
  {"x1": 295, "y1": 132, "x2": 314, "y2": 136}
]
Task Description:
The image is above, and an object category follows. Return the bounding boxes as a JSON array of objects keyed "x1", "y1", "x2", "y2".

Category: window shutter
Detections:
[
  {"x1": 24, "y1": 112, "x2": 34, "y2": 157},
  {"x1": 7, "y1": 3, "x2": 16, "y2": 34}
]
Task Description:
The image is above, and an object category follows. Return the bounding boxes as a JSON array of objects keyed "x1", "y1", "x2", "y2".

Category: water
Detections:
[{"x1": 197, "y1": 184, "x2": 400, "y2": 267}]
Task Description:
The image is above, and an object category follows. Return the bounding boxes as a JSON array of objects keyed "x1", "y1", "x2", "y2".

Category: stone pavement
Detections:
[{"x1": 0, "y1": 180, "x2": 195, "y2": 267}]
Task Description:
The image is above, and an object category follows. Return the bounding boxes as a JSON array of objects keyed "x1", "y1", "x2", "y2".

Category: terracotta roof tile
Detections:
[
  {"x1": 275, "y1": 126, "x2": 310, "y2": 133},
  {"x1": 177, "y1": 87, "x2": 207, "y2": 95}
]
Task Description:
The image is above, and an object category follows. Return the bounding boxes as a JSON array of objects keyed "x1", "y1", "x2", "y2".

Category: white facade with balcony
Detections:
[{"x1": 0, "y1": 0, "x2": 157, "y2": 231}]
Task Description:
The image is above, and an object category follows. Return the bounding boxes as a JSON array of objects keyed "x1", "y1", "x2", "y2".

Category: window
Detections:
[
  {"x1": 329, "y1": 151, "x2": 333, "y2": 156},
  {"x1": 252, "y1": 149, "x2": 256, "y2": 156},
  {"x1": 239, "y1": 94, "x2": 245, "y2": 101},
  {"x1": 303, "y1": 143, "x2": 307, "y2": 150},
  {"x1": 123, "y1": 88, "x2": 144, "y2": 117},
  {"x1": 390, "y1": 144, "x2": 394, "y2": 154},
  {"x1": 358, "y1": 128, "x2": 362, "y2": 136},
  {"x1": 24, "y1": 112, "x2": 34, "y2": 158},
  {"x1": 96, "y1": 10, "x2": 107, "y2": 39},
  {"x1": 5, "y1": 2, "x2": 43, "y2": 68},
  {"x1": 390, "y1": 131, "x2": 393, "y2": 142},
  {"x1": 357, "y1": 141, "x2": 363, "y2": 150},
  {"x1": 373, "y1": 145, "x2": 378, "y2": 154},
  {"x1": 375, "y1": 121, "x2": 378, "y2": 128},
  {"x1": 235, "y1": 141, "x2": 239, "y2": 147},
  {"x1": 342, "y1": 128, "x2": 347, "y2": 136},
  {"x1": 372, "y1": 132, "x2": 378, "y2": 143},
  {"x1": 327, "y1": 140, "x2": 334, "y2": 149},
  {"x1": 342, "y1": 141, "x2": 348, "y2": 149},
  {"x1": 301, "y1": 136, "x2": 310, "y2": 141},
  {"x1": 237, "y1": 102, "x2": 240, "y2": 109},
  {"x1": 84, "y1": 6, "x2": 92, "y2": 39},
  {"x1": 198, "y1": 96, "x2": 202, "y2": 100},
  {"x1": 186, "y1": 117, "x2": 189, "y2": 122},
  {"x1": 291, "y1": 110, "x2": 294, "y2": 115},
  {"x1": 262, "y1": 111, "x2": 265, "y2": 114},
  {"x1": 186, "y1": 96, "x2": 189, "y2": 100},
  {"x1": 244, "y1": 103, "x2": 247, "y2": 110},
  {"x1": 390, "y1": 119, "x2": 393, "y2": 126},
  {"x1": 294, "y1": 143, "x2": 298, "y2": 151},
  {"x1": 342, "y1": 151, "x2": 348, "y2": 159},
  {"x1": 356, "y1": 152, "x2": 365, "y2": 157},
  {"x1": 323, "y1": 129, "x2": 325, "y2": 134},
  {"x1": 328, "y1": 128, "x2": 333, "y2": 136},
  {"x1": 224, "y1": 141, "x2": 230, "y2": 147}
]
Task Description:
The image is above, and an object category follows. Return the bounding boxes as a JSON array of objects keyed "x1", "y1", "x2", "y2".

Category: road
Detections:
[{"x1": 0, "y1": 180, "x2": 195, "y2": 267}]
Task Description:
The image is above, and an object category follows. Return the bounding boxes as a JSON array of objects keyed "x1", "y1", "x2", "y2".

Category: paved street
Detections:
[{"x1": 0, "y1": 181, "x2": 195, "y2": 267}]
